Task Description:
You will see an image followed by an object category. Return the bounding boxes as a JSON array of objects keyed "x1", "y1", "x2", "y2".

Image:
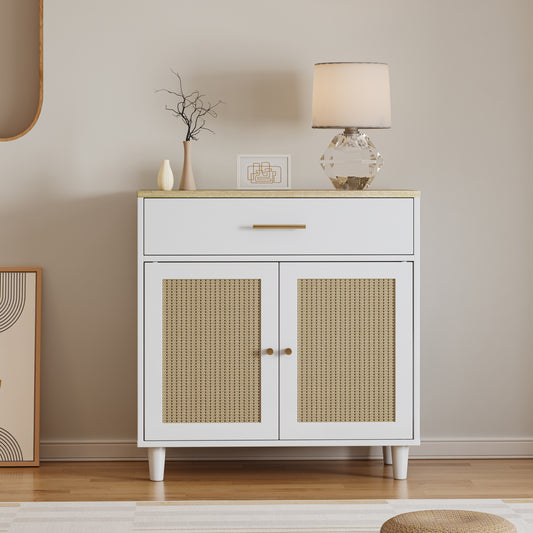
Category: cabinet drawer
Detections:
[{"x1": 143, "y1": 198, "x2": 414, "y2": 255}]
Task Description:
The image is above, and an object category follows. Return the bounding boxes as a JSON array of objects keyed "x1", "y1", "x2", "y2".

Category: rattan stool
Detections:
[{"x1": 381, "y1": 510, "x2": 517, "y2": 533}]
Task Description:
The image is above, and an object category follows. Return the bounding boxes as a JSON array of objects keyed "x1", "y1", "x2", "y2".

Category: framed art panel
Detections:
[
  {"x1": 237, "y1": 155, "x2": 291, "y2": 189},
  {"x1": 0, "y1": 267, "x2": 41, "y2": 466}
]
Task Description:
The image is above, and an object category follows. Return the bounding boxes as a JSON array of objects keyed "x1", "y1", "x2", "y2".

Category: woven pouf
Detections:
[{"x1": 381, "y1": 510, "x2": 517, "y2": 533}]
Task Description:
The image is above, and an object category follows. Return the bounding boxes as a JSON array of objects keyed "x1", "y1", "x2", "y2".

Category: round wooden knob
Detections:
[
  {"x1": 284, "y1": 348, "x2": 293, "y2": 355},
  {"x1": 266, "y1": 348, "x2": 274, "y2": 355}
]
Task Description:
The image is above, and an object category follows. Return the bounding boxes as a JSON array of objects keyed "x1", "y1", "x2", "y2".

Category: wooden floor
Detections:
[{"x1": 0, "y1": 459, "x2": 532, "y2": 501}]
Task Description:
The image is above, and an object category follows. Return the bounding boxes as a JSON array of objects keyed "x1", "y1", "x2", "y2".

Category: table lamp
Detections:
[{"x1": 312, "y1": 62, "x2": 391, "y2": 190}]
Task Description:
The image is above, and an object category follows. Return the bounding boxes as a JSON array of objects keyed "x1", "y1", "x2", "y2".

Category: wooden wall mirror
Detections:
[{"x1": 0, "y1": 0, "x2": 43, "y2": 142}]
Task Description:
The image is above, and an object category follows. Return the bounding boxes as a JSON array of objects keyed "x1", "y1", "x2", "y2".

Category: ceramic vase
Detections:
[
  {"x1": 179, "y1": 140, "x2": 196, "y2": 190},
  {"x1": 157, "y1": 159, "x2": 174, "y2": 191}
]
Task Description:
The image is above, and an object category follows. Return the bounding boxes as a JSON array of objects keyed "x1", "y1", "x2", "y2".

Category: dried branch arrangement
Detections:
[{"x1": 157, "y1": 70, "x2": 223, "y2": 141}]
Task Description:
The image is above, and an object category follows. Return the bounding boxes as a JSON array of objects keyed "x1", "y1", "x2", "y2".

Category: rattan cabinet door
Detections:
[
  {"x1": 279, "y1": 262, "x2": 413, "y2": 440},
  {"x1": 144, "y1": 262, "x2": 278, "y2": 441}
]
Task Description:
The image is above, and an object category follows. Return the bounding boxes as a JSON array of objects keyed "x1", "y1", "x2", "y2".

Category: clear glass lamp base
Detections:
[{"x1": 320, "y1": 128, "x2": 383, "y2": 190}]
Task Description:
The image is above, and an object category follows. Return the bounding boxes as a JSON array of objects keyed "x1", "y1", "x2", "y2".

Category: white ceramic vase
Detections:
[
  {"x1": 179, "y1": 141, "x2": 196, "y2": 190},
  {"x1": 157, "y1": 159, "x2": 174, "y2": 191}
]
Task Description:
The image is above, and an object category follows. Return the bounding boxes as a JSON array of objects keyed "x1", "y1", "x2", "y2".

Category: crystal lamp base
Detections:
[{"x1": 320, "y1": 128, "x2": 383, "y2": 190}]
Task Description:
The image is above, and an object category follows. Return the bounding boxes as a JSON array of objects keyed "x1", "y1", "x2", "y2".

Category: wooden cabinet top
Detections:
[{"x1": 138, "y1": 190, "x2": 420, "y2": 198}]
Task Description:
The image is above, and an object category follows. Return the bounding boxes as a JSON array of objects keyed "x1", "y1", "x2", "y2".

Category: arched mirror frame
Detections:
[{"x1": 0, "y1": 0, "x2": 43, "y2": 142}]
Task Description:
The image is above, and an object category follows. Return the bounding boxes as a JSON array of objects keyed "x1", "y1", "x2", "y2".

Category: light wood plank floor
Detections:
[{"x1": 0, "y1": 460, "x2": 531, "y2": 501}]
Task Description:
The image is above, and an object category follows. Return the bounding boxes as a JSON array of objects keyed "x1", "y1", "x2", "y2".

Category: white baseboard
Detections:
[{"x1": 39, "y1": 438, "x2": 533, "y2": 462}]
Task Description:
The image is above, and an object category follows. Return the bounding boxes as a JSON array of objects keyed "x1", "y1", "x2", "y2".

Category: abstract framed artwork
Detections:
[
  {"x1": 237, "y1": 155, "x2": 291, "y2": 189},
  {"x1": 0, "y1": 267, "x2": 41, "y2": 466}
]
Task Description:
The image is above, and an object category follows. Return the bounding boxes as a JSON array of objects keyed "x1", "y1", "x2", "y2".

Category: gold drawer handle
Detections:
[
  {"x1": 265, "y1": 348, "x2": 274, "y2": 355},
  {"x1": 284, "y1": 348, "x2": 293, "y2": 356},
  {"x1": 252, "y1": 224, "x2": 306, "y2": 230}
]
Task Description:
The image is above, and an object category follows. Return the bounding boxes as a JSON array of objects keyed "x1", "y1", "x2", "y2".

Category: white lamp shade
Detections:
[{"x1": 312, "y1": 62, "x2": 391, "y2": 129}]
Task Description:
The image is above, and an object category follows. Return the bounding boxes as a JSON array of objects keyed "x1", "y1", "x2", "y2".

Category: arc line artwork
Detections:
[
  {"x1": 0, "y1": 427, "x2": 23, "y2": 462},
  {"x1": 0, "y1": 267, "x2": 41, "y2": 466},
  {"x1": 0, "y1": 272, "x2": 27, "y2": 333}
]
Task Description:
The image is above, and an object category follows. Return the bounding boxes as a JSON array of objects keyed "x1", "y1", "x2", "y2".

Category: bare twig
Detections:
[{"x1": 157, "y1": 71, "x2": 223, "y2": 141}]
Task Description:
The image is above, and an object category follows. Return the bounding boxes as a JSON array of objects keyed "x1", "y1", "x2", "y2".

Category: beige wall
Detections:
[{"x1": 1, "y1": 0, "x2": 532, "y2": 458}]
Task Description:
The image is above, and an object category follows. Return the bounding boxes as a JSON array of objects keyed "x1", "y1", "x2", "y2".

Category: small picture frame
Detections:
[{"x1": 237, "y1": 154, "x2": 291, "y2": 189}]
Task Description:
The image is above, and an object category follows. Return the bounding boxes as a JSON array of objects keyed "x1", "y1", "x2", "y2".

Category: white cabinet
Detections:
[{"x1": 138, "y1": 191, "x2": 420, "y2": 482}]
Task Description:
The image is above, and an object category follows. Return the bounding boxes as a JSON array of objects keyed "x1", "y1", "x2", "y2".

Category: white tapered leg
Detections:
[
  {"x1": 148, "y1": 447, "x2": 166, "y2": 481},
  {"x1": 392, "y1": 446, "x2": 409, "y2": 479},
  {"x1": 382, "y1": 446, "x2": 392, "y2": 465}
]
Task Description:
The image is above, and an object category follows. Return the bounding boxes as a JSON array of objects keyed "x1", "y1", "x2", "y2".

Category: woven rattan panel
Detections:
[
  {"x1": 298, "y1": 278, "x2": 395, "y2": 423},
  {"x1": 162, "y1": 279, "x2": 261, "y2": 424}
]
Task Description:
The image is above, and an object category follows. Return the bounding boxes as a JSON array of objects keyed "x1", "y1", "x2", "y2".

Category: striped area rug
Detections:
[{"x1": 0, "y1": 499, "x2": 530, "y2": 532}]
